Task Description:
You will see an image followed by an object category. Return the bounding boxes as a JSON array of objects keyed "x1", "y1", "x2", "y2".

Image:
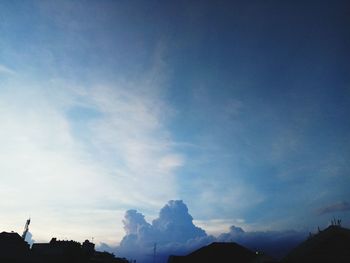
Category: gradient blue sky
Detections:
[{"x1": 0, "y1": 0, "x2": 349, "y2": 247}]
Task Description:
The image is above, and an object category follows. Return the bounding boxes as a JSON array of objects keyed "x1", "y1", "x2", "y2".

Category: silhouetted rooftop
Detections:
[
  {"x1": 281, "y1": 225, "x2": 350, "y2": 263},
  {"x1": 168, "y1": 241, "x2": 275, "y2": 263},
  {"x1": 0, "y1": 231, "x2": 30, "y2": 261}
]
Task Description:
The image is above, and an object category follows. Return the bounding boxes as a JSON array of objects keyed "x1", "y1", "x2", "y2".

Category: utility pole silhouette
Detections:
[{"x1": 153, "y1": 243, "x2": 157, "y2": 263}]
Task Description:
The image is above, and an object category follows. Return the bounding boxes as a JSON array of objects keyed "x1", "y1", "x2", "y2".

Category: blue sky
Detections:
[{"x1": 1, "y1": 0, "x2": 349, "y2": 254}]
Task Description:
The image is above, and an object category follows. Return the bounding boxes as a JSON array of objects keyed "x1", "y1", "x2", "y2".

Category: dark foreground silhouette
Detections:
[
  {"x1": 0, "y1": 232, "x2": 129, "y2": 263},
  {"x1": 168, "y1": 225, "x2": 350, "y2": 263},
  {"x1": 168, "y1": 242, "x2": 276, "y2": 263},
  {"x1": 1, "y1": 224, "x2": 350, "y2": 263},
  {"x1": 281, "y1": 225, "x2": 350, "y2": 263}
]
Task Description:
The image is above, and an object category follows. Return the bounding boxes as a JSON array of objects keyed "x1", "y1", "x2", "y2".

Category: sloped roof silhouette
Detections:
[
  {"x1": 0, "y1": 231, "x2": 30, "y2": 261},
  {"x1": 0, "y1": 231, "x2": 29, "y2": 248},
  {"x1": 281, "y1": 225, "x2": 350, "y2": 263},
  {"x1": 168, "y1": 242, "x2": 262, "y2": 263}
]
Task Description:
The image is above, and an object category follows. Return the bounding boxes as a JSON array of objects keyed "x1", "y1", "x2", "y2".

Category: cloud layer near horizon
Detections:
[
  {"x1": 107, "y1": 200, "x2": 306, "y2": 263},
  {"x1": 317, "y1": 201, "x2": 350, "y2": 215}
]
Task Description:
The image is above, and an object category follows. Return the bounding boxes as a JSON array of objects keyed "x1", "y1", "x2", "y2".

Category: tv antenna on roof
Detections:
[{"x1": 22, "y1": 218, "x2": 31, "y2": 240}]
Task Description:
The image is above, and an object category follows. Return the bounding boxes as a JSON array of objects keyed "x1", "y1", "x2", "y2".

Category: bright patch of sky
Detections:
[{"x1": 0, "y1": 0, "x2": 349, "y2": 250}]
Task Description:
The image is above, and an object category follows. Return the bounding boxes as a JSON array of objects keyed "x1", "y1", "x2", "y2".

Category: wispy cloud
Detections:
[
  {"x1": 78, "y1": 83, "x2": 184, "y2": 207},
  {"x1": 0, "y1": 64, "x2": 15, "y2": 75},
  {"x1": 317, "y1": 201, "x2": 350, "y2": 215},
  {"x1": 0, "y1": 46, "x2": 183, "y2": 244}
]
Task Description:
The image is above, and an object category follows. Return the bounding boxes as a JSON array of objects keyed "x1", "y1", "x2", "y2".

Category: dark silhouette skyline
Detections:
[
  {"x1": 0, "y1": 231, "x2": 129, "y2": 263},
  {"x1": 168, "y1": 242, "x2": 275, "y2": 263},
  {"x1": 3, "y1": 200, "x2": 349, "y2": 263},
  {"x1": 1, "y1": 219, "x2": 349, "y2": 263},
  {"x1": 167, "y1": 224, "x2": 350, "y2": 263},
  {"x1": 281, "y1": 224, "x2": 350, "y2": 263}
]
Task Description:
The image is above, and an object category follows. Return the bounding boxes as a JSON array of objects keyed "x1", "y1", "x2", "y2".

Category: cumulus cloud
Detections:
[
  {"x1": 152, "y1": 200, "x2": 206, "y2": 243},
  {"x1": 96, "y1": 242, "x2": 117, "y2": 254},
  {"x1": 116, "y1": 200, "x2": 212, "y2": 263},
  {"x1": 123, "y1": 210, "x2": 151, "y2": 236},
  {"x1": 115, "y1": 200, "x2": 306, "y2": 262},
  {"x1": 317, "y1": 201, "x2": 350, "y2": 215}
]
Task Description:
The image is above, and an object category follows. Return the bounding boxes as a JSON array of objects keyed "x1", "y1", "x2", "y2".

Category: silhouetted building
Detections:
[
  {"x1": 31, "y1": 237, "x2": 128, "y2": 263},
  {"x1": 168, "y1": 242, "x2": 275, "y2": 263},
  {"x1": 281, "y1": 225, "x2": 350, "y2": 263},
  {"x1": 82, "y1": 239, "x2": 95, "y2": 257},
  {"x1": 0, "y1": 231, "x2": 30, "y2": 261},
  {"x1": 31, "y1": 237, "x2": 86, "y2": 262},
  {"x1": 91, "y1": 251, "x2": 129, "y2": 263},
  {"x1": 0, "y1": 224, "x2": 131, "y2": 263}
]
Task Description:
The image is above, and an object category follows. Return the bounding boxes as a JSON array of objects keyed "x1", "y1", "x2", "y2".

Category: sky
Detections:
[{"x1": 0, "y1": 0, "x2": 350, "y2": 261}]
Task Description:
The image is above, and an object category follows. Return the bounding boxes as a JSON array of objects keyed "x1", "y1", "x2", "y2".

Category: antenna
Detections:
[{"x1": 22, "y1": 218, "x2": 31, "y2": 240}]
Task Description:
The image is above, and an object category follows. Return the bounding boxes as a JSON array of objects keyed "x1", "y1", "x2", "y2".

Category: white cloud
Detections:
[
  {"x1": 80, "y1": 84, "x2": 183, "y2": 207},
  {"x1": 117, "y1": 200, "x2": 211, "y2": 263},
  {"x1": 0, "y1": 58, "x2": 183, "y2": 244},
  {"x1": 0, "y1": 64, "x2": 15, "y2": 75},
  {"x1": 113, "y1": 200, "x2": 307, "y2": 262},
  {"x1": 194, "y1": 218, "x2": 248, "y2": 236}
]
